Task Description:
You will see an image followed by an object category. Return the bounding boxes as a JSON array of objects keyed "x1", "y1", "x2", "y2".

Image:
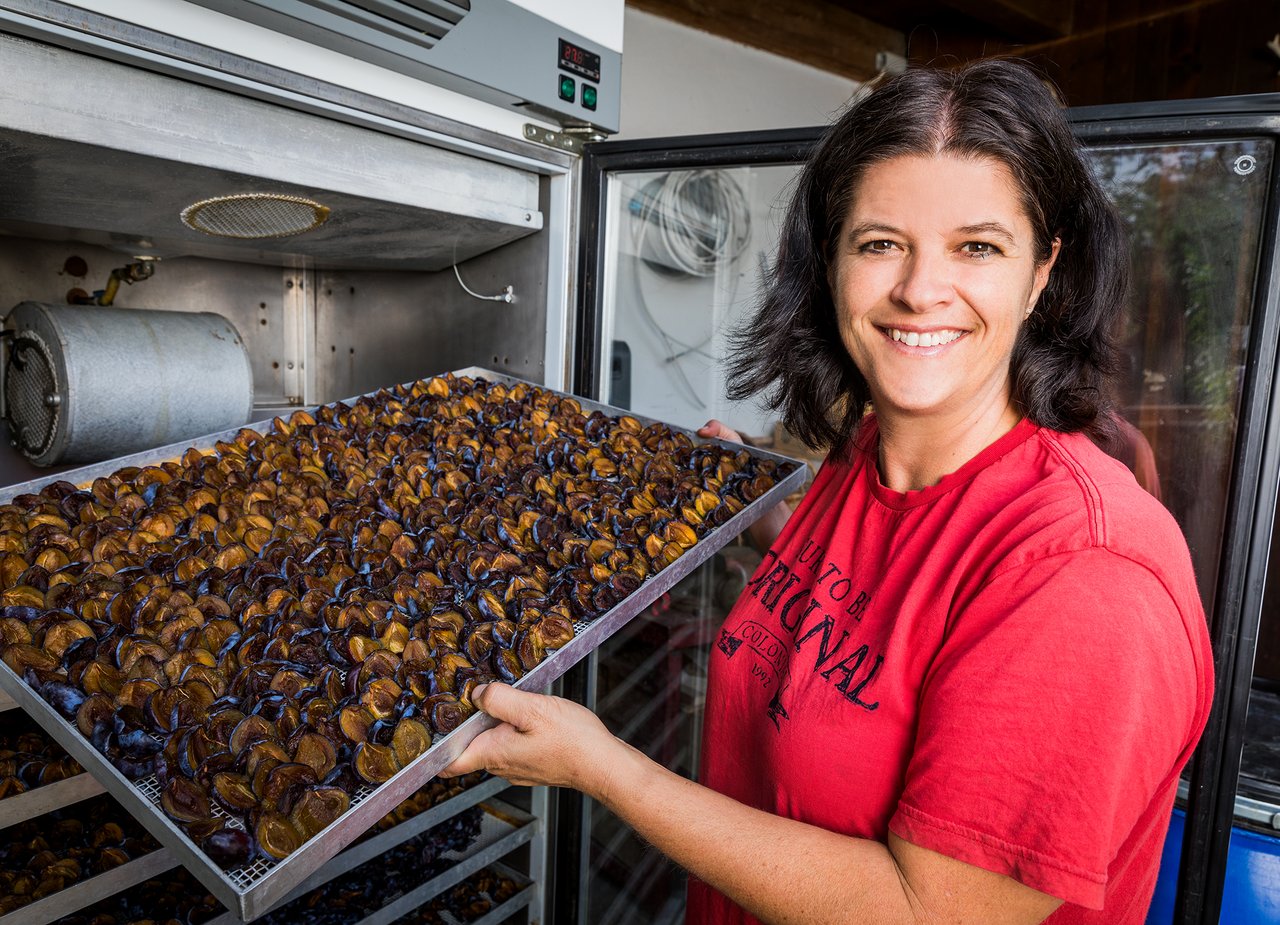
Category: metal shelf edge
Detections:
[
  {"x1": 354, "y1": 802, "x2": 537, "y2": 925},
  {"x1": 445, "y1": 886, "x2": 534, "y2": 925},
  {"x1": 0, "y1": 771, "x2": 106, "y2": 830},
  {"x1": 0, "y1": 847, "x2": 177, "y2": 925},
  {"x1": 259, "y1": 775, "x2": 512, "y2": 911},
  {"x1": 0, "y1": 690, "x2": 15, "y2": 712},
  {"x1": 446, "y1": 859, "x2": 535, "y2": 925},
  {"x1": 205, "y1": 802, "x2": 536, "y2": 925}
]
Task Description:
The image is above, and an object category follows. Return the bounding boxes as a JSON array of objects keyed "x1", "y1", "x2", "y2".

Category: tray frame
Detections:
[
  {"x1": 0, "y1": 771, "x2": 105, "y2": 831},
  {"x1": 0, "y1": 848, "x2": 177, "y2": 925},
  {"x1": 0, "y1": 368, "x2": 806, "y2": 920},
  {"x1": 206, "y1": 799, "x2": 537, "y2": 925}
]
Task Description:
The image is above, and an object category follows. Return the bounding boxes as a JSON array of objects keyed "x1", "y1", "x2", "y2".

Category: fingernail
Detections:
[{"x1": 472, "y1": 683, "x2": 489, "y2": 701}]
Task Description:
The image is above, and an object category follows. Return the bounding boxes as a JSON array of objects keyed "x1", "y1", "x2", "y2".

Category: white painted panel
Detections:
[
  {"x1": 617, "y1": 8, "x2": 859, "y2": 138},
  {"x1": 509, "y1": 0, "x2": 624, "y2": 52}
]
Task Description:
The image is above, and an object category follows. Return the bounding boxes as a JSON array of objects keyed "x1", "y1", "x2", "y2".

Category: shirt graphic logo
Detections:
[
  {"x1": 717, "y1": 542, "x2": 885, "y2": 727},
  {"x1": 718, "y1": 630, "x2": 742, "y2": 658}
]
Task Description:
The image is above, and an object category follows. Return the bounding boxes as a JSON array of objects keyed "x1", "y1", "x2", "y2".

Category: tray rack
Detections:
[{"x1": 0, "y1": 367, "x2": 806, "y2": 920}]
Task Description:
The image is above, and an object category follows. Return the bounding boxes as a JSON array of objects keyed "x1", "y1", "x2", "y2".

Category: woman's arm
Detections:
[
  {"x1": 442, "y1": 684, "x2": 1061, "y2": 925},
  {"x1": 696, "y1": 419, "x2": 792, "y2": 553}
]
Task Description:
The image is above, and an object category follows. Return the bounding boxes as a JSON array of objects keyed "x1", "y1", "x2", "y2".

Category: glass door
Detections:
[
  {"x1": 1075, "y1": 133, "x2": 1274, "y2": 925},
  {"x1": 1068, "y1": 100, "x2": 1280, "y2": 925},
  {"x1": 568, "y1": 133, "x2": 815, "y2": 924}
]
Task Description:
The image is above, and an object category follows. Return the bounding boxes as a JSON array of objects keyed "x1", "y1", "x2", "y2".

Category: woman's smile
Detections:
[{"x1": 881, "y1": 326, "x2": 967, "y2": 350}]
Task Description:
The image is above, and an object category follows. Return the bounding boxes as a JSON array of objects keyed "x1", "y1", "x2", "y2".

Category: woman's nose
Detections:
[{"x1": 892, "y1": 250, "x2": 954, "y2": 312}]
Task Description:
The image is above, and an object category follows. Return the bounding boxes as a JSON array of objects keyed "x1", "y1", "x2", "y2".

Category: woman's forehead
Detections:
[{"x1": 843, "y1": 153, "x2": 1034, "y2": 233}]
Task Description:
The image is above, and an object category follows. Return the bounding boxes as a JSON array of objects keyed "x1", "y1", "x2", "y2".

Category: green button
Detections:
[
  {"x1": 558, "y1": 75, "x2": 576, "y2": 102},
  {"x1": 582, "y1": 84, "x2": 597, "y2": 110}
]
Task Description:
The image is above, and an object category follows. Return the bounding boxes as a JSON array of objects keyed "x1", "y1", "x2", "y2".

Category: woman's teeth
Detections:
[{"x1": 889, "y1": 329, "x2": 963, "y2": 347}]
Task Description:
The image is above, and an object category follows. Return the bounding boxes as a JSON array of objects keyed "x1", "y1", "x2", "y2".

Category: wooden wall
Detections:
[
  {"x1": 907, "y1": 0, "x2": 1280, "y2": 106},
  {"x1": 629, "y1": 0, "x2": 1280, "y2": 106}
]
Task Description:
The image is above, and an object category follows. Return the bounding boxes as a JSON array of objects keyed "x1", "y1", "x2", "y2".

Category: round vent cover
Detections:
[
  {"x1": 5, "y1": 332, "x2": 60, "y2": 458},
  {"x1": 181, "y1": 193, "x2": 331, "y2": 239}
]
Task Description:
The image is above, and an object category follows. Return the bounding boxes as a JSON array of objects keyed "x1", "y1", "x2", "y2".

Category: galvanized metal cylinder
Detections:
[{"x1": 4, "y1": 302, "x2": 254, "y2": 466}]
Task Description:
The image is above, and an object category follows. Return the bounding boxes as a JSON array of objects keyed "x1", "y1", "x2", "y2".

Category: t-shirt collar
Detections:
[{"x1": 856, "y1": 415, "x2": 1040, "y2": 510}]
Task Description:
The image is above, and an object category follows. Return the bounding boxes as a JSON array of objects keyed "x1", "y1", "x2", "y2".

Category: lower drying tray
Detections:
[{"x1": 0, "y1": 367, "x2": 806, "y2": 920}]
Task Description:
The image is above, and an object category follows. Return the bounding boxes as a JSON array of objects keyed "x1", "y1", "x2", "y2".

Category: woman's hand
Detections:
[
  {"x1": 439, "y1": 683, "x2": 624, "y2": 799},
  {"x1": 698, "y1": 419, "x2": 792, "y2": 551},
  {"x1": 697, "y1": 419, "x2": 745, "y2": 445}
]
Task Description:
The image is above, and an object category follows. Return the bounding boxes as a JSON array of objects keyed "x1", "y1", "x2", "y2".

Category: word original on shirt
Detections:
[{"x1": 716, "y1": 538, "x2": 885, "y2": 730}]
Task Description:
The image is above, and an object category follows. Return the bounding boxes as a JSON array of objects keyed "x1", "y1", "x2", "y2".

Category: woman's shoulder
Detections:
[{"x1": 1011, "y1": 426, "x2": 1197, "y2": 595}]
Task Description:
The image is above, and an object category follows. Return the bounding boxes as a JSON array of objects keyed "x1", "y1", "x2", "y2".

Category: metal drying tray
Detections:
[{"x1": 0, "y1": 367, "x2": 806, "y2": 920}]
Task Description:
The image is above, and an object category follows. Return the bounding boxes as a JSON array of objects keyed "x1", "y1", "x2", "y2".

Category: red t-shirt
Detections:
[{"x1": 688, "y1": 417, "x2": 1213, "y2": 923}]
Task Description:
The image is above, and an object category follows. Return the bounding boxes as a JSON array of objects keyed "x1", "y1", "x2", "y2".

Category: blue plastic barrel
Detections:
[{"x1": 1148, "y1": 809, "x2": 1280, "y2": 923}]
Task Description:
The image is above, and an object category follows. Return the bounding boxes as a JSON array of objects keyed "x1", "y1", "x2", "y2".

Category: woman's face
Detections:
[{"x1": 829, "y1": 153, "x2": 1058, "y2": 428}]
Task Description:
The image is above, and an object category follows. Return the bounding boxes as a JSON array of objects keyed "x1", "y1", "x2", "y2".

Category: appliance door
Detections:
[
  {"x1": 570, "y1": 99, "x2": 1280, "y2": 925},
  {"x1": 1067, "y1": 109, "x2": 1280, "y2": 925}
]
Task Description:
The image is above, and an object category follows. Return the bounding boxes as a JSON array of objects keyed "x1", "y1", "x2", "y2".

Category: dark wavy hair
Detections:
[{"x1": 726, "y1": 58, "x2": 1128, "y2": 455}]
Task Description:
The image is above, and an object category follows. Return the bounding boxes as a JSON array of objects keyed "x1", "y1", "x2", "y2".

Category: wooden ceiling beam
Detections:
[
  {"x1": 934, "y1": 0, "x2": 1072, "y2": 40},
  {"x1": 628, "y1": 0, "x2": 906, "y2": 82}
]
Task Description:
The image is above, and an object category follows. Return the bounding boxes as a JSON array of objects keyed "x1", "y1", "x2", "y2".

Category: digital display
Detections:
[{"x1": 559, "y1": 38, "x2": 601, "y2": 83}]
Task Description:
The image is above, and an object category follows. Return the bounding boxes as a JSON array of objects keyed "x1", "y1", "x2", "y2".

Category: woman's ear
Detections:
[{"x1": 1028, "y1": 236, "x2": 1062, "y2": 311}]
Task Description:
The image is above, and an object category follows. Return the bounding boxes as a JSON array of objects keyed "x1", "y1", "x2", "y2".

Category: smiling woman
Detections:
[{"x1": 442, "y1": 59, "x2": 1214, "y2": 925}]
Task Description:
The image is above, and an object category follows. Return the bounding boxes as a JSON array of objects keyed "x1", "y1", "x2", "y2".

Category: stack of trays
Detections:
[{"x1": 0, "y1": 368, "x2": 804, "y2": 919}]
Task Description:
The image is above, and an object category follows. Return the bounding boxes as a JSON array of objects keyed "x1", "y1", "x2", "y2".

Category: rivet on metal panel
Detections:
[
  {"x1": 287, "y1": 362, "x2": 295, "y2": 370},
  {"x1": 286, "y1": 280, "x2": 294, "y2": 289}
]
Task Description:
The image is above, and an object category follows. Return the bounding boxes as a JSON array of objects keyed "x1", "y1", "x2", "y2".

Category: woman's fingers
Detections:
[
  {"x1": 439, "y1": 729, "x2": 493, "y2": 778},
  {"x1": 437, "y1": 686, "x2": 619, "y2": 795},
  {"x1": 471, "y1": 682, "x2": 539, "y2": 731},
  {"x1": 697, "y1": 419, "x2": 744, "y2": 444}
]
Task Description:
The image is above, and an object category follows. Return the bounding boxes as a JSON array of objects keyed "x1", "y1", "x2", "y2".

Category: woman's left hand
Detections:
[{"x1": 439, "y1": 683, "x2": 622, "y2": 798}]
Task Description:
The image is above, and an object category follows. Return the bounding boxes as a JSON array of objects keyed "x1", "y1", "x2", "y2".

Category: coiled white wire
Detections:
[
  {"x1": 629, "y1": 170, "x2": 752, "y2": 407},
  {"x1": 632, "y1": 169, "x2": 752, "y2": 277}
]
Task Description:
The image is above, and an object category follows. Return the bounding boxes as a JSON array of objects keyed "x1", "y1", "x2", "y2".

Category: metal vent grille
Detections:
[
  {"x1": 5, "y1": 333, "x2": 59, "y2": 458},
  {"x1": 304, "y1": 0, "x2": 470, "y2": 49},
  {"x1": 181, "y1": 193, "x2": 331, "y2": 239}
]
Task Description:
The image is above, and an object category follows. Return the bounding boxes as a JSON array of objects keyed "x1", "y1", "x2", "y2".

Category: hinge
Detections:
[{"x1": 523, "y1": 124, "x2": 584, "y2": 154}]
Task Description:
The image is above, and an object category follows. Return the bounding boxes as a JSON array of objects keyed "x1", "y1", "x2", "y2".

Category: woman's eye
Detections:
[
  {"x1": 961, "y1": 242, "x2": 1000, "y2": 258},
  {"x1": 860, "y1": 240, "x2": 897, "y2": 254}
]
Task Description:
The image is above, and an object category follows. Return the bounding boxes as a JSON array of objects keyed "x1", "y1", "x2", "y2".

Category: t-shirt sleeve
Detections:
[{"x1": 887, "y1": 548, "x2": 1201, "y2": 908}]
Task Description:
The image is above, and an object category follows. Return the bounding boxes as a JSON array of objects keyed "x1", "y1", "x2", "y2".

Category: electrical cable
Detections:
[
  {"x1": 628, "y1": 169, "x2": 752, "y2": 408},
  {"x1": 452, "y1": 263, "x2": 514, "y2": 303}
]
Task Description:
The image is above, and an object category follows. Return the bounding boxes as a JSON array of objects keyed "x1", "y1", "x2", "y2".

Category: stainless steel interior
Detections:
[{"x1": 0, "y1": 35, "x2": 565, "y2": 485}]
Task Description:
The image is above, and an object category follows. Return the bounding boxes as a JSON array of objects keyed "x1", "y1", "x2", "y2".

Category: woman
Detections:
[{"x1": 442, "y1": 59, "x2": 1214, "y2": 924}]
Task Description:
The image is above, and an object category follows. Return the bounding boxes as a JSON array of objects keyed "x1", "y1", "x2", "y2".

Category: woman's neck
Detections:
[{"x1": 874, "y1": 401, "x2": 1023, "y2": 492}]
